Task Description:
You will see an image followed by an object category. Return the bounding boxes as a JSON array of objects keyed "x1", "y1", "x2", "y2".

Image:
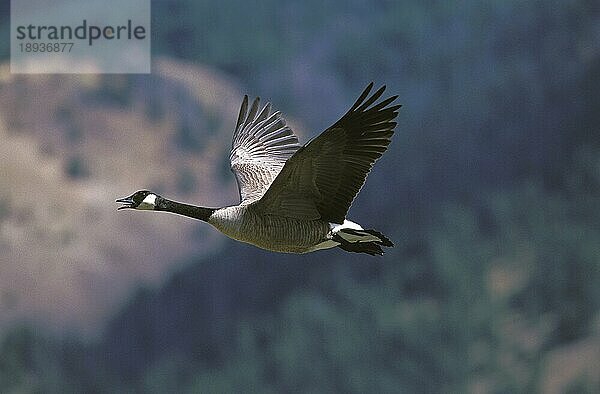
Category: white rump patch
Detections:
[
  {"x1": 138, "y1": 193, "x2": 157, "y2": 210},
  {"x1": 329, "y1": 219, "x2": 364, "y2": 232}
]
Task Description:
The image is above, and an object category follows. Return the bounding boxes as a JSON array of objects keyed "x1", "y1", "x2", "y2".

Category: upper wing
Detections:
[
  {"x1": 253, "y1": 83, "x2": 400, "y2": 223},
  {"x1": 230, "y1": 95, "x2": 301, "y2": 204}
]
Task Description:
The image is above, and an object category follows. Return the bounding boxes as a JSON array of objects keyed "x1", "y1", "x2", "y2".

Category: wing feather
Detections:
[
  {"x1": 230, "y1": 96, "x2": 301, "y2": 204},
  {"x1": 254, "y1": 84, "x2": 400, "y2": 223}
]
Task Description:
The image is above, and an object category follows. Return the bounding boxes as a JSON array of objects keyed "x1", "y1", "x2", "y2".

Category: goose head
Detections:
[{"x1": 116, "y1": 190, "x2": 160, "y2": 210}]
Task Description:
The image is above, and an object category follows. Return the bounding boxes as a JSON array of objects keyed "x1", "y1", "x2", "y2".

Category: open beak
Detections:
[{"x1": 115, "y1": 196, "x2": 135, "y2": 210}]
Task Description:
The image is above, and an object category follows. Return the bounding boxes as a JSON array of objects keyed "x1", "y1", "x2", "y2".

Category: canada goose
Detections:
[{"x1": 117, "y1": 83, "x2": 400, "y2": 255}]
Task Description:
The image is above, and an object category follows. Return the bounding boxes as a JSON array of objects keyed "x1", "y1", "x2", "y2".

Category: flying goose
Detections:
[{"x1": 117, "y1": 83, "x2": 400, "y2": 255}]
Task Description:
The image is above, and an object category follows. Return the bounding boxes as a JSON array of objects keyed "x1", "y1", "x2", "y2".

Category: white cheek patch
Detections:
[{"x1": 137, "y1": 193, "x2": 157, "y2": 210}]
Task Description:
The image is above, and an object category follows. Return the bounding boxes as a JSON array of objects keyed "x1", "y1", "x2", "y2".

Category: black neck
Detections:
[{"x1": 156, "y1": 198, "x2": 216, "y2": 222}]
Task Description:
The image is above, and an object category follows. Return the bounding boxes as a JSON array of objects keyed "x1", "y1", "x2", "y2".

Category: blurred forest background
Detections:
[{"x1": 0, "y1": 0, "x2": 599, "y2": 393}]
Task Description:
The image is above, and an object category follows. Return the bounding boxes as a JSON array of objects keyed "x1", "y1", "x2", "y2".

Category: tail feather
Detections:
[
  {"x1": 332, "y1": 228, "x2": 393, "y2": 256},
  {"x1": 337, "y1": 240, "x2": 384, "y2": 256},
  {"x1": 340, "y1": 228, "x2": 394, "y2": 247}
]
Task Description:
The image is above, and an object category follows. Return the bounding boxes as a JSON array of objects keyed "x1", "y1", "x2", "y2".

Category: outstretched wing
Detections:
[
  {"x1": 230, "y1": 95, "x2": 302, "y2": 204},
  {"x1": 254, "y1": 83, "x2": 400, "y2": 223}
]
